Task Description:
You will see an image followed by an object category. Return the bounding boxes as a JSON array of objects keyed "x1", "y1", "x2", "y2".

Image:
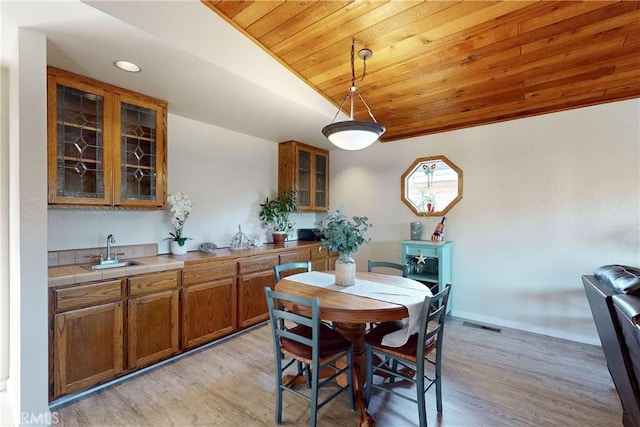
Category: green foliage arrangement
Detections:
[
  {"x1": 317, "y1": 206, "x2": 373, "y2": 255},
  {"x1": 258, "y1": 190, "x2": 300, "y2": 233}
]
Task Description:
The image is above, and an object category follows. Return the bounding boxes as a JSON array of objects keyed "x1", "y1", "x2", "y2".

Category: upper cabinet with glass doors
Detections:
[
  {"x1": 278, "y1": 141, "x2": 329, "y2": 212},
  {"x1": 47, "y1": 67, "x2": 167, "y2": 209}
]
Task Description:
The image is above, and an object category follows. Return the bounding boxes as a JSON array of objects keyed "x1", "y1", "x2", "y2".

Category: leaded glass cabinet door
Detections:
[
  {"x1": 313, "y1": 151, "x2": 328, "y2": 209},
  {"x1": 47, "y1": 75, "x2": 114, "y2": 206},
  {"x1": 48, "y1": 67, "x2": 167, "y2": 209},
  {"x1": 296, "y1": 149, "x2": 311, "y2": 207},
  {"x1": 114, "y1": 93, "x2": 167, "y2": 209},
  {"x1": 277, "y1": 141, "x2": 329, "y2": 213}
]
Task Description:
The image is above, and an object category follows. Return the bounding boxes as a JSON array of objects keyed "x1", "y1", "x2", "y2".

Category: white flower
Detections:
[{"x1": 167, "y1": 192, "x2": 192, "y2": 242}]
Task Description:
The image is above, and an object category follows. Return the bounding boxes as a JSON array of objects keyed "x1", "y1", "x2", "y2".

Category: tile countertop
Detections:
[
  {"x1": 48, "y1": 241, "x2": 322, "y2": 287},
  {"x1": 48, "y1": 255, "x2": 184, "y2": 287},
  {"x1": 176, "y1": 240, "x2": 321, "y2": 266}
]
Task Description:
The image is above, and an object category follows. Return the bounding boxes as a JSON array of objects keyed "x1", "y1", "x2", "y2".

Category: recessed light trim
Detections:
[{"x1": 114, "y1": 60, "x2": 141, "y2": 73}]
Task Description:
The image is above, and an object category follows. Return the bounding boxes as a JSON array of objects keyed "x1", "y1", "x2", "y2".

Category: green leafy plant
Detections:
[
  {"x1": 317, "y1": 205, "x2": 373, "y2": 254},
  {"x1": 258, "y1": 190, "x2": 300, "y2": 233}
]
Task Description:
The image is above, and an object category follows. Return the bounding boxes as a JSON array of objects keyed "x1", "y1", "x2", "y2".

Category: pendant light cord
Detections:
[
  {"x1": 328, "y1": 37, "x2": 378, "y2": 124},
  {"x1": 351, "y1": 38, "x2": 356, "y2": 86}
]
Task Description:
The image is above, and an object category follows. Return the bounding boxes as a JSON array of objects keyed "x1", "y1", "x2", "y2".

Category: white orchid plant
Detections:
[{"x1": 166, "y1": 192, "x2": 193, "y2": 246}]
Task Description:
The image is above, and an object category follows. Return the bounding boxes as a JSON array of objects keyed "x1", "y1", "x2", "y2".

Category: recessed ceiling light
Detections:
[{"x1": 114, "y1": 60, "x2": 141, "y2": 73}]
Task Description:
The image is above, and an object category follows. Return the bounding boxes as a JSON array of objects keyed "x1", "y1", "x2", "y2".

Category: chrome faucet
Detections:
[{"x1": 105, "y1": 234, "x2": 116, "y2": 262}]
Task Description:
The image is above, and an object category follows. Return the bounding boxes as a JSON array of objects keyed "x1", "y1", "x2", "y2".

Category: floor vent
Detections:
[{"x1": 462, "y1": 321, "x2": 502, "y2": 333}]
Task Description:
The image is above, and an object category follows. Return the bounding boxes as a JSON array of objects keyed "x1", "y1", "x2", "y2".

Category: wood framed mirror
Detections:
[{"x1": 401, "y1": 155, "x2": 463, "y2": 216}]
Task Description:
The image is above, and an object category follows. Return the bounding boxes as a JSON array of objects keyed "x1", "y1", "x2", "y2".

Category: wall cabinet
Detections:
[
  {"x1": 47, "y1": 67, "x2": 167, "y2": 209},
  {"x1": 127, "y1": 271, "x2": 179, "y2": 369},
  {"x1": 401, "y1": 240, "x2": 453, "y2": 311},
  {"x1": 50, "y1": 279, "x2": 124, "y2": 399},
  {"x1": 278, "y1": 140, "x2": 329, "y2": 212},
  {"x1": 181, "y1": 260, "x2": 237, "y2": 349}
]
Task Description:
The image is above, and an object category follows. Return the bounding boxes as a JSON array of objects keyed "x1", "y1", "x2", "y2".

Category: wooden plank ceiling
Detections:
[{"x1": 203, "y1": 1, "x2": 640, "y2": 142}]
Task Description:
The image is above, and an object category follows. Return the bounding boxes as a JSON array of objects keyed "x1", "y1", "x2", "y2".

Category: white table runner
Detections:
[{"x1": 286, "y1": 271, "x2": 429, "y2": 347}]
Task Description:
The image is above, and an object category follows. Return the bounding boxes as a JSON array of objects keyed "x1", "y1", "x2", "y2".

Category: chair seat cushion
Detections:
[
  {"x1": 365, "y1": 320, "x2": 436, "y2": 359},
  {"x1": 595, "y1": 265, "x2": 640, "y2": 295},
  {"x1": 281, "y1": 323, "x2": 351, "y2": 359}
]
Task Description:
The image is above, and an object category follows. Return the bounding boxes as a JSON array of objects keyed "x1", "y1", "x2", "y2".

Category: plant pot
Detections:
[
  {"x1": 272, "y1": 231, "x2": 287, "y2": 245},
  {"x1": 335, "y1": 253, "x2": 356, "y2": 286},
  {"x1": 170, "y1": 240, "x2": 188, "y2": 255}
]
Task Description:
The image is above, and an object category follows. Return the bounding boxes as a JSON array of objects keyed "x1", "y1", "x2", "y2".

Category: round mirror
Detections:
[{"x1": 401, "y1": 155, "x2": 463, "y2": 216}]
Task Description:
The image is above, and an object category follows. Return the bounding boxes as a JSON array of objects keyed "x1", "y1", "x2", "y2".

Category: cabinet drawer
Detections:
[
  {"x1": 311, "y1": 259, "x2": 327, "y2": 271},
  {"x1": 129, "y1": 270, "x2": 178, "y2": 296},
  {"x1": 182, "y1": 260, "x2": 237, "y2": 285},
  {"x1": 311, "y1": 247, "x2": 329, "y2": 260},
  {"x1": 404, "y1": 244, "x2": 438, "y2": 257},
  {"x1": 54, "y1": 279, "x2": 123, "y2": 312},
  {"x1": 238, "y1": 255, "x2": 279, "y2": 275},
  {"x1": 280, "y1": 249, "x2": 311, "y2": 264}
]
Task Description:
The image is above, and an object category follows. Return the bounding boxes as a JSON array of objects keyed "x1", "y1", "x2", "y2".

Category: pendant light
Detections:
[{"x1": 322, "y1": 38, "x2": 386, "y2": 150}]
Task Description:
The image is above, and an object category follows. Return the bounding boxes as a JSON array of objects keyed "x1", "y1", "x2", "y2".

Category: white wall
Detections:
[
  {"x1": 0, "y1": 7, "x2": 10, "y2": 396},
  {"x1": 4, "y1": 28, "x2": 51, "y2": 426},
  {"x1": 47, "y1": 114, "x2": 318, "y2": 253},
  {"x1": 330, "y1": 99, "x2": 640, "y2": 345}
]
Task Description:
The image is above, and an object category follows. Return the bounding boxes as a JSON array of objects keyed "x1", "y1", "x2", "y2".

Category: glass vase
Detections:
[
  {"x1": 410, "y1": 222, "x2": 423, "y2": 240},
  {"x1": 335, "y1": 253, "x2": 356, "y2": 286}
]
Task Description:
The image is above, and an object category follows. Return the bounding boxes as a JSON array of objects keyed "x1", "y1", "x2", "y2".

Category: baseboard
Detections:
[{"x1": 450, "y1": 310, "x2": 601, "y2": 346}]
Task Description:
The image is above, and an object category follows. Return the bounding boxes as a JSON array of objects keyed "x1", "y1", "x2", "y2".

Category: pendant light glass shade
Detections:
[
  {"x1": 322, "y1": 120, "x2": 386, "y2": 151},
  {"x1": 323, "y1": 39, "x2": 385, "y2": 150}
]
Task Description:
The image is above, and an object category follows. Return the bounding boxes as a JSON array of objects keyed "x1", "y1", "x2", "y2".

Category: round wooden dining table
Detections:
[{"x1": 275, "y1": 270, "x2": 431, "y2": 427}]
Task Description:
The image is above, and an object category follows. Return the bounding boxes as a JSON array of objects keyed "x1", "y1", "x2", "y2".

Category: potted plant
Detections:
[
  {"x1": 317, "y1": 205, "x2": 373, "y2": 286},
  {"x1": 166, "y1": 192, "x2": 193, "y2": 255},
  {"x1": 259, "y1": 190, "x2": 300, "y2": 244}
]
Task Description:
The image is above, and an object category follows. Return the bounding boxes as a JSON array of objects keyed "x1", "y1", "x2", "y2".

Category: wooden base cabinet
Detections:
[
  {"x1": 237, "y1": 255, "x2": 279, "y2": 328},
  {"x1": 49, "y1": 243, "x2": 334, "y2": 402},
  {"x1": 50, "y1": 279, "x2": 124, "y2": 399},
  {"x1": 237, "y1": 248, "x2": 313, "y2": 328},
  {"x1": 181, "y1": 260, "x2": 237, "y2": 349},
  {"x1": 50, "y1": 271, "x2": 180, "y2": 400},
  {"x1": 127, "y1": 271, "x2": 180, "y2": 369},
  {"x1": 311, "y1": 247, "x2": 338, "y2": 271}
]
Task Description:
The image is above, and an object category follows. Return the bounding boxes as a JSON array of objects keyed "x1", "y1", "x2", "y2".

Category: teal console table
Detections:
[{"x1": 401, "y1": 240, "x2": 453, "y2": 311}]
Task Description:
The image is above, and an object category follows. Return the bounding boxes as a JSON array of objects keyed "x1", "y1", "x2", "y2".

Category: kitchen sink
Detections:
[{"x1": 81, "y1": 260, "x2": 143, "y2": 271}]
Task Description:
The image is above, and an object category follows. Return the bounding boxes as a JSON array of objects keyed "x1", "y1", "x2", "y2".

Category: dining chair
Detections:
[
  {"x1": 364, "y1": 283, "x2": 452, "y2": 427},
  {"x1": 274, "y1": 262, "x2": 313, "y2": 331},
  {"x1": 367, "y1": 260, "x2": 408, "y2": 277},
  {"x1": 366, "y1": 260, "x2": 409, "y2": 331},
  {"x1": 264, "y1": 287, "x2": 355, "y2": 427},
  {"x1": 274, "y1": 261, "x2": 312, "y2": 282}
]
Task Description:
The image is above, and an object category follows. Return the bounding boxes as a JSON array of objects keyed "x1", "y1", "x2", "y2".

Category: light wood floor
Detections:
[{"x1": 54, "y1": 317, "x2": 622, "y2": 426}]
